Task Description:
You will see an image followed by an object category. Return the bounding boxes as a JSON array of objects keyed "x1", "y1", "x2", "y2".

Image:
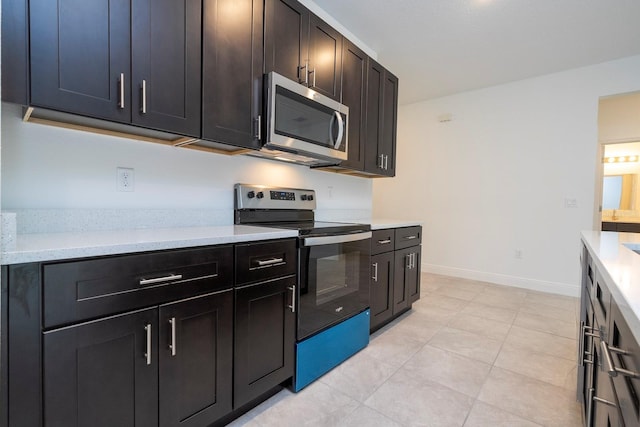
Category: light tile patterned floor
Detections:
[{"x1": 228, "y1": 273, "x2": 583, "y2": 427}]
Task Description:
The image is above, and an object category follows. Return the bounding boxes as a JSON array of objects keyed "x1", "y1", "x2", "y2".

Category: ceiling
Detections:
[{"x1": 312, "y1": 0, "x2": 640, "y2": 104}]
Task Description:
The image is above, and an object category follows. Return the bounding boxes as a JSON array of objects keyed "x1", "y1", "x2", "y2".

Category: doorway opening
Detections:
[{"x1": 596, "y1": 91, "x2": 640, "y2": 232}]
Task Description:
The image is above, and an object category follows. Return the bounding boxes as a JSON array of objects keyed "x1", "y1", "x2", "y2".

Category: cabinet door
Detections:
[
  {"x1": 308, "y1": 14, "x2": 342, "y2": 101},
  {"x1": 159, "y1": 291, "x2": 233, "y2": 427},
  {"x1": 264, "y1": 0, "x2": 309, "y2": 84},
  {"x1": 234, "y1": 277, "x2": 296, "y2": 408},
  {"x1": 43, "y1": 308, "x2": 158, "y2": 427},
  {"x1": 131, "y1": 0, "x2": 201, "y2": 136},
  {"x1": 370, "y1": 252, "x2": 394, "y2": 331},
  {"x1": 340, "y1": 39, "x2": 367, "y2": 171},
  {"x1": 381, "y1": 70, "x2": 399, "y2": 177},
  {"x1": 590, "y1": 339, "x2": 623, "y2": 427},
  {"x1": 609, "y1": 302, "x2": 640, "y2": 426},
  {"x1": 393, "y1": 246, "x2": 420, "y2": 314},
  {"x1": 30, "y1": 0, "x2": 131, "y2": 122},
  {"x1": 202, "y1": 0, "x2": 263, "y2": 148},
  {"x1": 393, "y1": 247, "x2": 411, "y2": 314},
  {"x1": 364, "y1": 58, "x2": 384, "y2": 174},
  {"x1": 364, "y1": 59, "x2": 398, "y2": 176},
  {"x1": 407, "y1": 246, "x2": 421, "y2": 304}
]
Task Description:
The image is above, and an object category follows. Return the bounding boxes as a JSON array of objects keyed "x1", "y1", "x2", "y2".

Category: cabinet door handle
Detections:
[
  {"x1": 601, "y1": 340, "x2": 640, "y2": 378},
  {"x1": 379, "y1": 154, "x2": 384, "y2": 169},
  {"x1": 579, "y1": 321, "x2": 586, "y2": 364},
  {"x1": 256, "y1": 257, "x2": 284, "y2": 267},
  {"x1": 384, "y1": 155, "x2": 389, "y2": 170},
  {"x1": 169, "y1": 317, "x2": 176, "y2": 357},
  {"x1": 141, "y1": 79, "x2": 147, "y2": 114},
  {"x1": 299, "y1": 61, "x2": 309, "y2": 85},
  {"x1": 406, "y1": 254, "x2": 411, "y2": 269},
  {"x1": 288, "y1": 285, "x2": 296, "y2": 313},
  {"x1": 139, "y1": 274, "x2": 183, "y2": 286},
  {"x1": 310, "y1": 68, "x2": 316, "y2": 88},
  {"x1": 377, "y1": 239, "x2": 392, "y2": 244},
  {"x1": 144, "y1": 323, "x2": 152, "y2": 365},
  {"x1": 119, "y1": 73, "x2": 125, "y2": 109},
  {"x1": 255, "y1": 115, "x2": 262, "y2": 140},
  {"x1": 372, "y1": 262, "x2": 378, "y2": 282}
]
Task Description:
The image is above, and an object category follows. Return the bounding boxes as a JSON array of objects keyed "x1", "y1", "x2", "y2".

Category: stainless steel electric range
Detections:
[{"x1": 234, "y1": 184, "x2": 371, "y2": 391}]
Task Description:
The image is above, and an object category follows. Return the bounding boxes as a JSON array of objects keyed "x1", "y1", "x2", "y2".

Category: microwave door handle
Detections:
[{"x1": 333, "y1": 111, "x2": 344, "y2": 149}]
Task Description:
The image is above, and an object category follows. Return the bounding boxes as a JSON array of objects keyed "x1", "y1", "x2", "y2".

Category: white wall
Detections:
[
  {"x1": 1, "y1": 103, "x2": 371, "y2": 217},
  {"x1": 373, "y1": 54, "x2": 640, "y2": 296}
]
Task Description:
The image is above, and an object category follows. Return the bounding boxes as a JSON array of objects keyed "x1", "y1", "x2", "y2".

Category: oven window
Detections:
[{"x1": 298, "y1": 239, "x2": 370, "y2": 340}]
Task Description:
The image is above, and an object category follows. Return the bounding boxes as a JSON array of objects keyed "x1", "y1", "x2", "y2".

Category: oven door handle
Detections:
[{"x1": 302, "y1": 231, "x2": 372, "y2": 247}]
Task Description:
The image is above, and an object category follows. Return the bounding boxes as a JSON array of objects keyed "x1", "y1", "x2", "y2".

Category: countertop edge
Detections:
[{"x1": 1, "y1": 226, "x2": 299, "y2": 265}]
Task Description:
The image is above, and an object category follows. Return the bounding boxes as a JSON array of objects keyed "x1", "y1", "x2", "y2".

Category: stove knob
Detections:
[
  {"x1": 256, "y1": 191, "x2": 264, "y2": 199},
  {"x1": 300, "y1": 194, "x2": 308, "y2": 201},
  {"x1": 247, "y1": 191, "x2": 255, "y2": 199},
  {"x1": 307, "y1": 194, "x2": 314, "y2": 201}
]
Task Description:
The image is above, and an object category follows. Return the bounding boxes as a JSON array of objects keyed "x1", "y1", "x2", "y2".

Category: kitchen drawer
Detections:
[
  {"x1": 43, "y1": 246, "x2": 233, "y2": 328},
  {"x1": 371, "y1": 229, "x2": 395, "y2": 255},
  {"x1": 394, "y1": 226, "x2": 422, "y2": 250},
  {"x1": 235, "y1": 239, "x2": 297, "y2": 286}
]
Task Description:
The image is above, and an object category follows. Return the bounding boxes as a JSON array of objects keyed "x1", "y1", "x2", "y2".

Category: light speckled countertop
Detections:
[
  {"x1": 1, "y1": 218, "x2": 422, "y2": 266},
  {"x1": 1, "y1": 225, "x2": 298, "y2": 265},
  {"x1": 582, "y1": 230, "x2": 640, "y2": 343}
]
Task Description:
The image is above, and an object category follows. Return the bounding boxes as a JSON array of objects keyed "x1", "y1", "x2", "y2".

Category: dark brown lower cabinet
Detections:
[
  {"x1": 370, "y1": 251, "x2": 394, "y2": 330},
  {"x1": 393, "y1": 246, "x2": 421, "y2": 315},
  {"x1": 234, "y1": 276, "x2": 296, "y2": 408},
  {"x1": 159, "y1": 292, "x2": 233, "y2": 427},
  {"x1": 43, "y1": 308, "x2": 159, "y2": 427},
  {"x1": 43, "y1": 290, "x2": 233, "y2": 427},
  {"x1": 370, "y1": 226, "x2": 422, "y2": 332}
]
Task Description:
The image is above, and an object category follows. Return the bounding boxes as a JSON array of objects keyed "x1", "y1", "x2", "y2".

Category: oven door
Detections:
[{"x1": 298, "y1": 231, "x2": 371, "y2": 340}]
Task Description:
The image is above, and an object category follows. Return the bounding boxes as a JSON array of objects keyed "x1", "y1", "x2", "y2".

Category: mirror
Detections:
[{"x1": 602, "y1": 174, "x2": 636, "y2": 210}]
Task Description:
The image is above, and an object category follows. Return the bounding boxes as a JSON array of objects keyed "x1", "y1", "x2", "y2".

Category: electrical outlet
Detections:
[
  {"x1": 515, "y1": 249, "x2": 523, "y2": 259},
  {"x1": 117, "y1": 167, "x2": 134, "y2": 192}
]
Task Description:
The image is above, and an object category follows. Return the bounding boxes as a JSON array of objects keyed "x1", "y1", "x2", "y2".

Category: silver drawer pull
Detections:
[
  {"x1": 404, "y1": 235, "x2": 418, "y2": 240},
  {"x1": 372, "y1": 262, "x2": 378, "y2": 282},
  {"x1": 256, "y1": 257, "x2": 284, "y2": 267},
  {"x1": 139, "y1": 274, "x2": 183, "y2": 286},
  {"x1": 601, "y1": 341, "x2": 640, "y2": 378},
  {"x1": 377, "y1": 239, "x2": 392, "y2": 244},
  {"x1": 593, "y1": 395, "x2": 618, "y2": 407},
  {"x1": 144, "y1": 324, "x2": 152, "y2": 365}
]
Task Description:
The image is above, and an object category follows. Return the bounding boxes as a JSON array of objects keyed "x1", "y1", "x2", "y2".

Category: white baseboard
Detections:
[{"x1": 422, "y1": 263, "x2": 580, "y2": 298}]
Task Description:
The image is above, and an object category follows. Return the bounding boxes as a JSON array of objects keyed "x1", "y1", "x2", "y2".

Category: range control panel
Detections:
[{"x1": 234, "y1": 184, "x2": 316, "y2": 210}]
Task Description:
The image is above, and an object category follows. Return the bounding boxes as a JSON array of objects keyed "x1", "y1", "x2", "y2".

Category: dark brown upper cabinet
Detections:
[
  {"x1": 264, "y1": 0, "x2": 342, "y2": 101},
  {"x1": 308, "y1": 14, "x2": 343, "y2": 101},
  {"x1": 29, "y1": 0, "x2": 202, "y2": 137},
  {"x1": 364, "y1": 58, "x2": 398, "y2": 177},
  {"x1": 264, "y1": 0, "x2": 309, "y2": 84},
  {"x1": 202, "y1": 0, "x2": 264, "y2": 149},
  {"x1": 340, "y1": 39, "x2": 367, "y2": 171}
]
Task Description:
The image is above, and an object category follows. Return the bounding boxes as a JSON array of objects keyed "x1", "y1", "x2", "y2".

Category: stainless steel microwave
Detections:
[{"x1": 263, "y1": 72, "x2": 348, "y2": 164}]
